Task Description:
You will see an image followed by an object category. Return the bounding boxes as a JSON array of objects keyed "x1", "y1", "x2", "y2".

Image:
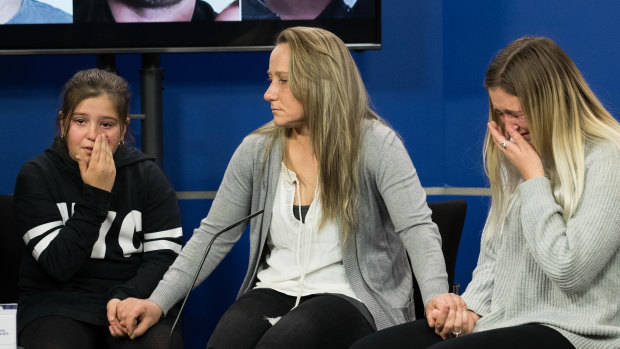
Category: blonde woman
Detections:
[
  {"x1": 352, "y1": 36, "x2": 620, "y2": 349},
  {"x1": 114, "y1": 26, "x2": 448, "y2": 348}
]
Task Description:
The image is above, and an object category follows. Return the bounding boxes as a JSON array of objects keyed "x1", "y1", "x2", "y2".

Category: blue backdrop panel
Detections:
[{"x1": 178, "y1": 199, "x2": 251, "y2": 347}]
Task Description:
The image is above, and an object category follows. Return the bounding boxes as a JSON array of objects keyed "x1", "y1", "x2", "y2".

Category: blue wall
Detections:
[{"x1": 2, "y1": 1, "x2": 619, "y2": 347}]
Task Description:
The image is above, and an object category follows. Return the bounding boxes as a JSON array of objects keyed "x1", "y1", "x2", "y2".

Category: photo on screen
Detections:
[
  {"x1": 73, "y1": 0, "x2": 236, "y2": 23},
  {"x1": 1, "y1": 0, "x2": 72, "y2": 24},
  {"x1": 240, "y1": 0, "x2": 373, "y2": 20}
]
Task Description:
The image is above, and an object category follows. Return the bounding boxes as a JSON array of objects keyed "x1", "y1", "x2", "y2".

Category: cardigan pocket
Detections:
[{"x1": 387, "y1": 298, "x2": 416, "y2": 324}]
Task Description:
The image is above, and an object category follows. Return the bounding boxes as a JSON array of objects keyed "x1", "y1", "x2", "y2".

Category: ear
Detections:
[
  {"x1": 59, "y1": 111, "x2": 66, "y2": 138},
  {"x1": 121, "y1": 117, "x2": 130, "y2": 140}
]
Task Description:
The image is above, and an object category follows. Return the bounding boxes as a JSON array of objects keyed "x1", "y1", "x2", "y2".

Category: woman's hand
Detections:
[
  {"x1": 115, "y1": 297, "x2": 163, "y2": 340},
  {"x1": 488, "y1": 122, "x2": 545, "y2": 180},
  {"x1": 76, "y1": 134, "x2": 116, "y2": 192},
  {"x1": 425, "y1": 293, "x2": 478, "y2": 340}
]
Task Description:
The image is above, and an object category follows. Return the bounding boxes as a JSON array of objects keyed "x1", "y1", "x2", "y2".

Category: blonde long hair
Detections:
[
  {"x1": 482, "y1": 36, "x2": 620, "y2": 238},
  {"x1": 254, "y1": 26, "x2": 380, "y2": 239}
]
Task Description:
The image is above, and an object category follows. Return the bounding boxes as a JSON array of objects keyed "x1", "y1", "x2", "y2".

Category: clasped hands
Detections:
[
  {"x1": 425, "y1": 293, "x2": 479, "y2": 340},
  {"x1": 108, "y1": 293, "x2": 477, "y2": 341},
  {"x1": 106, "y1": 298, "x2": 163, "y2": 339}
]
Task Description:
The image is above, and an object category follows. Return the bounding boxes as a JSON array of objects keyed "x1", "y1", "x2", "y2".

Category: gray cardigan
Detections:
[
  {"x1": 150, "y1": 120, "x2": 448, "y2": 330},
  {"x1": 462, "y1": 141, "x2": 620, "y2": 349}
]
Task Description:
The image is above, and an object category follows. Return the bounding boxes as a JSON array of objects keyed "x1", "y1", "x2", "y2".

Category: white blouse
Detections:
[{"x1": 254, "y1": 163, "x2": 358, "y2": 305}]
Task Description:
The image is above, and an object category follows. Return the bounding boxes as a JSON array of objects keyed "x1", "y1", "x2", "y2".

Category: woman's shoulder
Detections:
[
  {"x1": 221, "y1": 132, "x2": 275, "y2": 182},
  {"x1": 360, "y1": 119, "x2": 413, "y2": 175},
  {"x1": 242, "y1": 131, "x2": 271, "y2": 146},
  {"x1": 585, "y1": 139, "x2": 620, "y2": 163},
  {"x1": 236, "y1": 131, "x2": 272, "y2": 158},
  {"x1": 584, "y1": 140, "x2": 620, "y2": 183},
  {"x1": 361, "y1": 118, "x2": 403, "y2": 151},
  {"x1": 362, "y1": 118, "x2": 394, "y2": 136}
]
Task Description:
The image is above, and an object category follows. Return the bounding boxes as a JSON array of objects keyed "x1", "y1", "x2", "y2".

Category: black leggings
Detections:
[
  {"x1": 207, "y1": 288, "x2": 375, "y2": 349},
  {"x1": 350, "y1": 319, "x2": 575, "y2": 349},
  {"x1": 18, "y1": 312, "x2": 183, "y2": 349}
]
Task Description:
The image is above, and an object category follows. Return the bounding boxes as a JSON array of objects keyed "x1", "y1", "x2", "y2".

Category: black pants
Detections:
[
  {"x1": 18, "y1": 312, "x2": 183, "y2": 349},
  {"x1": 350, "y1": 319, "x2": 575, "y2": 349},
  {"x1": 208, "y1": 288, "x2": 375, "y2": 349}
]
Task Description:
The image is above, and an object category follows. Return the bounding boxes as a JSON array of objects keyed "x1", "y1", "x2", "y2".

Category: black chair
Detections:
[
  {"x1": 0, "y1": 194, "x2": 24, "y2": 304},
  {"x1": 412, "y1": 199, "x2": 467, "y2": 319}
]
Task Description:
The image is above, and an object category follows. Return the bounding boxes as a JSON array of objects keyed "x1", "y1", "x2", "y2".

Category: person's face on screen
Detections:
[
  {"x1": 264, "y1": 43, "x2": 305, "y2": 129},
  {"x1": 117, "y1": 0, "x2": 183, "y2": 9},
  {"x1": 488, "y1": 88, "x2": 531, "y2": 143},
  {"x1": 0, "y1": 0, "x2": 21, "y2": 24},
  {"x1": 64, "y1": 95, "x2": 125, "y2": 164}
]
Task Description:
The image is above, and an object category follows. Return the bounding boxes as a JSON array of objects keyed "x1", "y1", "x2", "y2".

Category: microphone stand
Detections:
[{"x1": 168, "y1": 209, "x2": 265, "y2": 349}]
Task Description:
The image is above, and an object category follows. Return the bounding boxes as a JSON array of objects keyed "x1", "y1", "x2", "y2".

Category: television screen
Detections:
[{"x1": 0, "y1": 0, "x2": 381, "y2": 54}]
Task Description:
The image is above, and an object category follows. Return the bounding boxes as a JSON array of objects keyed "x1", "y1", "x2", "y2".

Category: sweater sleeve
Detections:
[
  {"x1": 518, "y1": 144, "x2": 620, "y2": 294},
  {"x1": 149, "y1": 137, "x2": 257, "y2": 314},
  {"x1": 373, "y1": 129, "x2": 449, "y2": 305},
  {"x1": 460, "y1": 230, "x2": 497, "y2": 316},
  {"x1": 14, "y1": 162, "x2": 111, "y2": 281},
  {"x1": 107, "y1": 165, "x2": 183, "y2": 301}
]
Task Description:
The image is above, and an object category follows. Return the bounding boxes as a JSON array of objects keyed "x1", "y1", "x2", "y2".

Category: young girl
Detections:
[{"x1": 14, "y1": 69, "x2": 184, "y2": 349}]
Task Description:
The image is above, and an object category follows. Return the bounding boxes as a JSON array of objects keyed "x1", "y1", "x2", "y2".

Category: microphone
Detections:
[{"x1": 168, "y1": 209, "x2": 265, "y2": 349}]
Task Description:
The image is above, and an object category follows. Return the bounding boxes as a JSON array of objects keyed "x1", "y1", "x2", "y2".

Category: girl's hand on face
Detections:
[
  {"x1": 76, "y1": 134, "x2": 117, "y2": 192},
  {"x1": 488, "y1": 122, "x2": 545, "y2": 180}
]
